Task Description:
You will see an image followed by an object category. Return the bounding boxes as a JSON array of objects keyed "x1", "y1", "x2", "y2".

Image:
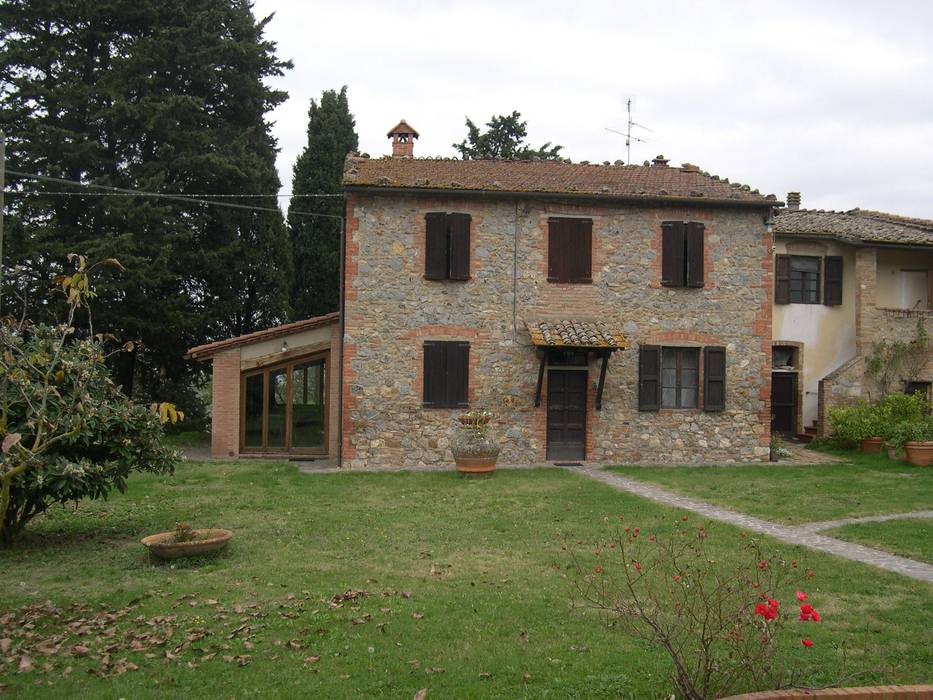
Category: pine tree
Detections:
[
  {"x1": 287, "y1": 87, "x2": 358, "y2": 319},
  {"x1": 454, "y1": 111, "x2": 563, "y2": 160},
  {"x1": 0, "y1": 0, "x2": 292, "y2": 416}
]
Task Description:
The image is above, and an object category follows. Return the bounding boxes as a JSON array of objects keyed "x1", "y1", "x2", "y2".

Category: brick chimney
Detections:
[
  {"x1": 387, "y1": 119, "x2": 419, "y2": 158},
  {"x1": 786, "y1": 192, "x2": 801, "y2": 211}
]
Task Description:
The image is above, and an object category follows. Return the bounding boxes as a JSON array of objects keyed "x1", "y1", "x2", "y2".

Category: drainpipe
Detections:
[
  {"x1": 337, "y1": 195, "x2": 347, "y2": 468},
  {"x1": 512, "y1": 199, "x2": 519, "y2": 342}
]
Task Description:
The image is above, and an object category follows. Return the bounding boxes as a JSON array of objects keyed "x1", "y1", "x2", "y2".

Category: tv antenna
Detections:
[{"x1": 605, "y1": 98, "x2": 652, "y2": 163}]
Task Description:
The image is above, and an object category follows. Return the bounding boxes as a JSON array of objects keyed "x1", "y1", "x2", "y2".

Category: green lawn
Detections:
[
  {"x1": 1, "y1": 460, "x2": 931, "y2": 698},
  {"x1": 824, "y1": 518, "x2": 933, "y2": 564},
  {"x1": 609, "y1": 450, "x2": 933, "y2": 525}
]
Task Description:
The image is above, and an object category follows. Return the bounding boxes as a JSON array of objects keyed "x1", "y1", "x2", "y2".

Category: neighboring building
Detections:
[
  {"x1": 187, "y1": 314, "x2": 341, "y2": 459},
  {"x1": 772, "y1": 198, "x2": 933, "y2": 438},
  {"x1": 337, "y1": 123, "x2": 780, "y2": 467}
]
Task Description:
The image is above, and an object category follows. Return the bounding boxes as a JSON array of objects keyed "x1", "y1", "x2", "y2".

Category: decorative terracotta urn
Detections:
[
  {"x1": 859, "y1": 437, "x2": 883, "y2": 454},
  {"x1": 451, "y1": 410, "x2": 500, "y2": 474},
  {"x1": 904, "y1": 441, "x2": 933, "y2": 467}
]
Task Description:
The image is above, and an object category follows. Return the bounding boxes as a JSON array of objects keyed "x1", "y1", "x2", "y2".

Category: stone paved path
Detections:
[
  {"x1": 800, "y1": 509, "x2": 933, "y2": 533},
  {"x1": 578, "y1": 467, "x2": 933, "y2": 583}
]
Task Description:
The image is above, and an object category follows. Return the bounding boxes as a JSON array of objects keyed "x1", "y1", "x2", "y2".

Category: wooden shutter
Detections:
[
  {"x1": 638, "y1": 345, "x2": 661, "y2": 411},
  {"x1": 823, "y1": 256, "x2": 843, "y2": 306},
  {"x1": 703, "y1": 346, "x2": 726, "y2": 412},
  {"x1": 661, "y1": 221, "x2": 686, "y2": 287},
  {"x1": 424, "y1": 213, "x2": 448, "y2": 280},
  {"x1": 423, "y1": 342, "x2": 445, "y2": 406},
  {"x1": 775, "y1": 254, "x2": 791, "y2": 304},
  {"x1": 686, "y1": 222, "x2": 705, "y2": 288},
  {"x1": 547, "y1": 218, "x2": 567, "y2": 282},
  {"x1": 446, "y1": 342, "x2": 470, "y2": 407},
  {"x1": 448, "y1": 213, "x2": 471, "y2": 280},
  {"x1": 574, "y1": 219, "x2": 593, "y2": 282}
]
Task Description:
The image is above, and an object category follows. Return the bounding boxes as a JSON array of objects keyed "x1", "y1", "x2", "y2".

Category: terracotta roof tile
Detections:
[
  {"x1": 775, "y1": 208, "x2": 933, "y2": 247},
  {"x1": 526, "y1": 319, "x2": 627, "y2": 349},
  {"x1": 186, "y1": 312, "x2": 339, "y2": 360},
  {"x1": 343, "y1": 156, "x2": 778, "y2": 206}
]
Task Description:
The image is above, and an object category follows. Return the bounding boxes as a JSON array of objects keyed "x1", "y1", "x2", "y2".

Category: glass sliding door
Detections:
[
  {"x1": 240, "y1": 354, "x2": 327, "y2": 453},
  {"x1": 291, "y1": 360, "x2": 325, "y2": 449},
  {"x1": 243, "y1": 374, "x2": 265, "y2": 448}
]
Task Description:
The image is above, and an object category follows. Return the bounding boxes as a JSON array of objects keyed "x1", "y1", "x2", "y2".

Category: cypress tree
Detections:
[
  {"x1": 0, "y1": 0, "x2": 292, "y2": 416},
  {"x1": 287, "y1": 87, "x2": 358, "y2": 319}
]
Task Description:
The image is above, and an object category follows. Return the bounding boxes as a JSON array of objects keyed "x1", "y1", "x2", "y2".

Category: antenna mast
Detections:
[{"x1": 604, "y1": 98, "x2": 652, "y2": 163}]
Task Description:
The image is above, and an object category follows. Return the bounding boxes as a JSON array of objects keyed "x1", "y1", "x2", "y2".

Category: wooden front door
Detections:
[
  {"x1": 547, "y1": 369, "x2": 587, "y2": 461},
  {"x1": 771, "y1": 372, "x2": 797, "y2": 436}
]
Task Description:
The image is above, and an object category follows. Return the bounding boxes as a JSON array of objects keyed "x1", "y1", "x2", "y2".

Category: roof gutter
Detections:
[
  {"x1": 344, "y1": 185, "x2": 782, "y2": 210},
  {"x1": 774, "y1": 232, "x2": 933, "y2": 250}
]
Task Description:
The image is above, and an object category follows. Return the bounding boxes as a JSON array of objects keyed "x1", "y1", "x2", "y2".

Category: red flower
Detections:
[
  {"x1": 801, "y1": 639, "x2": 813, "y2": 648},
  {"x1": 681, "y1": 515, "x2": 689, "y2": 521},
  {"x1": 791, "y1": 560, "x2": 798, "y2": 568},
  {"x1": 673, "y1": 575, "x2": 681, "y2": 582},
  {"x1": 758, "y1": 560, "x2": 768, "y2": 570},
  {"x1": 767, "y1": 598, "x2": 780, "y2": 609},
  {"x1": 795, "y1": 591, "x2": 808, "y2": 601},
  {"x1": 609, "y1": 543, "x2": 616, "y2": 550},
  {"x1": 755, "y1": 602, "x2": 778, "y2": 620},
  {"x1": 634, "y1": 561, "x2": 642, "y2": 571},
  {"x1": 594, "y1": 565, "x2": 604, "y2": 574},
  {"x1": 799, "y1": 603, "x2": 820, "y2": 622},
  {"x1": 624, "y1": 527, "x2": 630, "y2": 533},
  {"x1": 811, "y1": 610, "x2": 821, "y2": 622},
  {"x1": 633, "y1": 527, "x2": 640, "y2": 534}
]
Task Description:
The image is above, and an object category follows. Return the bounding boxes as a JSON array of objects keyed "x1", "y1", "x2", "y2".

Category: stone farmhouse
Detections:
[
  {"x1": 188, "y1": 120, "x2": 785, "y2": 466},
  {"x1": 771, "y1": 201, "x2": 933, "y2": 439}
]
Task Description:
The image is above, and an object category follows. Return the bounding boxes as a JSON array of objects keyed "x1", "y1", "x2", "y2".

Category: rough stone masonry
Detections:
[{"x1": 341, "y1": 157, "x2": 776, "y2": 468}]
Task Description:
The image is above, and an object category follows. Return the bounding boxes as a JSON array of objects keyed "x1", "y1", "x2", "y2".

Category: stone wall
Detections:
[{"x1": 342, "y1": 191, "x2": 774, "y2": 467}]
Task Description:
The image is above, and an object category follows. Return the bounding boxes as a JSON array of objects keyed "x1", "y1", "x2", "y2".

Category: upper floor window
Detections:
[
  {"x1": 775, "y1": 254, "x2": 842, "y2": 305},
  {"x1": 423, "y1": 341, "x2": 469, "y2": 408},
  {"x1": 661, "y1": 221, "x2": 705, "y2": 288},
  {"x1": 547, "y1": 217, "x2": 592, "y2": 283},
  {"x1": 425, "y1": 213, "x2": 471, "y2": 280}
]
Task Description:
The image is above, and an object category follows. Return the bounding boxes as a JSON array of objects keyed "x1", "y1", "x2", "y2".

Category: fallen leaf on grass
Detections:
[
  {"x1": 71, "y1": 645, "x2": 90, "y2": 657},
  {"x1": 519, "y1": 631, "x2": 529, "y2": 642},
  {"x1": 351, "y1": 615, "x2": 371, "y2": 625},
  {"x1": 478, "y1": 672, "x2": 492, "y2": 679},
  {"x1": 413, "y1": 689, "x2": 428, "y2": 700},
  {"x1": 286, "y1": 639, "x2": 303, "y2": 650},
  {"x1": 426, "y1": 667, "x2": 443, "y2": 674},
  {"x1": 303, "y1": 655, "x2": 321, "y2": 663},
  {"x1": 0, "y1": 639, "x2": 11, "y2": 654},
  {"x1": 18, "y1": 655, "x2": 34, "y2": 673},
  {"x1": 523, "y1": 672, "x2": 532, "y2": 681},
  {"x1": 412, "y1": 612, "x2": 424, "y2": 620}
]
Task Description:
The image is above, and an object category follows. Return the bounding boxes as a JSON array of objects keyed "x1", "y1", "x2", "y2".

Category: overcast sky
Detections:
[{"x1": 251, "y1": 0, "x2": 933, "y2": 218}]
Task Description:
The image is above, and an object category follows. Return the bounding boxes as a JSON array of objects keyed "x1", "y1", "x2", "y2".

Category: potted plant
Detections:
[
  {"x1": 142, "y1": 522, "x2": 233, "y2": 560},
  {"x1": 451, "y1": 409, "x2": 500, "y2": 474},
  {"x1": 828, "y1": 401, "x2": 881, "y2": 452},
  {"x1": 889, "y1": 419, "x2": 933, "y2": 467}
]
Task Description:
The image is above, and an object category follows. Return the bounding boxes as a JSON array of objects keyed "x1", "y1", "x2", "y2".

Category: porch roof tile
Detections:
[{"x1": 526, "y1": 319, "x2": 627, "y2": 349}]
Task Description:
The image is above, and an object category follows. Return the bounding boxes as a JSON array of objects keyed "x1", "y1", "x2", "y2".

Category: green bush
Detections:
[
  {"x1": 828, "y1": 392, "x2": 932, "y2": 450},
  {"x1": 887, "y1": 418, "x2": 933, "y2": 451}
]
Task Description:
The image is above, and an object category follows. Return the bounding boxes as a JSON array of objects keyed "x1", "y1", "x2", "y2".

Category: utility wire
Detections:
[{"x1": 4, "y1": 169, "x2": 344, "y2": 220}]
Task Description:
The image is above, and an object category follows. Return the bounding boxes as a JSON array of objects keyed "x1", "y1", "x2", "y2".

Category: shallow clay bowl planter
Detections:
[
  {"x1": 904, "y1": 440, "x2": 933, "y2": 467},
  {"x1": 723, "y1": 684, "x2": 933, "y2": 699},
  {"x1": 141, "y1": 529, "x2": 233, "y2": 560},
  {"x1": 859, "y1": 436, "x2": 883, "y2": 454}
]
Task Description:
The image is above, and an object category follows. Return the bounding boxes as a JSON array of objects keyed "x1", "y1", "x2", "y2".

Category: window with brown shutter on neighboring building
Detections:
[
  {"x1": 823, "y1": 256, "x2": 843, "y2": 306},
  {"x1": 661, "y1": 221, "x2": 704, "y2": 287},
  {"x1": 424, "y1": 213, "x2": 471, "y2": 281},
  {"x1": 423, "y1": 341, "x2": 469, "y2": 408},
  {"x1": 547, "y1": 217, "x2": 592, "y2": 283},
  {"x1": 775, "y1": 254, "x2": 822, "y2": 304}
]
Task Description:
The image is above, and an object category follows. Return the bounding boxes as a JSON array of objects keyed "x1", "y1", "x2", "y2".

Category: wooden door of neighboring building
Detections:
[
  {"x1": 546, "y1": 369, "x2": 587, "y2": 461},
  {"x1": 771, "y1": 372, "x2": 797, "y2": 436}
]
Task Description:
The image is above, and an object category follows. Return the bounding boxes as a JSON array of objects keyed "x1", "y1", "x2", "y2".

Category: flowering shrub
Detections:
[
  {"x1": 567, "y1": 517, "x2": 822, "y2": 699},
  {"x1": 0, "y1": 257, "x2": 178, "y2": 542}
]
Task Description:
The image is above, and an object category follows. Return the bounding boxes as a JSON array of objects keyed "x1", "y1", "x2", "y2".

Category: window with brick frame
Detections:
[
  {"x1": 661, "y1": 221, "x2": 705, "y2": 288},
  {"x1": 423, "y1": 341, "x2": 469, "y2": 408},
  {"x1": 547, "y1": 217, "x2": 592, "y2": 283},
  {"x1": 425, "y1": 213, "x2": 471, "y2": 280},
  {"x1": 639, "y1": 345, "x2": 726, "y2": 411}
]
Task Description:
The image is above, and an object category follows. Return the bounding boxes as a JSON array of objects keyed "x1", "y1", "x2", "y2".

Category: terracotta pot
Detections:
[
  {"x1": 454, "y1": 455, "x2": 498, "y2": 474},
  {"x1": 859, "y1": 437, "x2": 883, "y2": 454},
  {"x1": 141, "y1": 528, "x2": 233, "y2": 559},
  {"x1": 904, "y1": 441, "x2": 933, "y2": 467}
]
